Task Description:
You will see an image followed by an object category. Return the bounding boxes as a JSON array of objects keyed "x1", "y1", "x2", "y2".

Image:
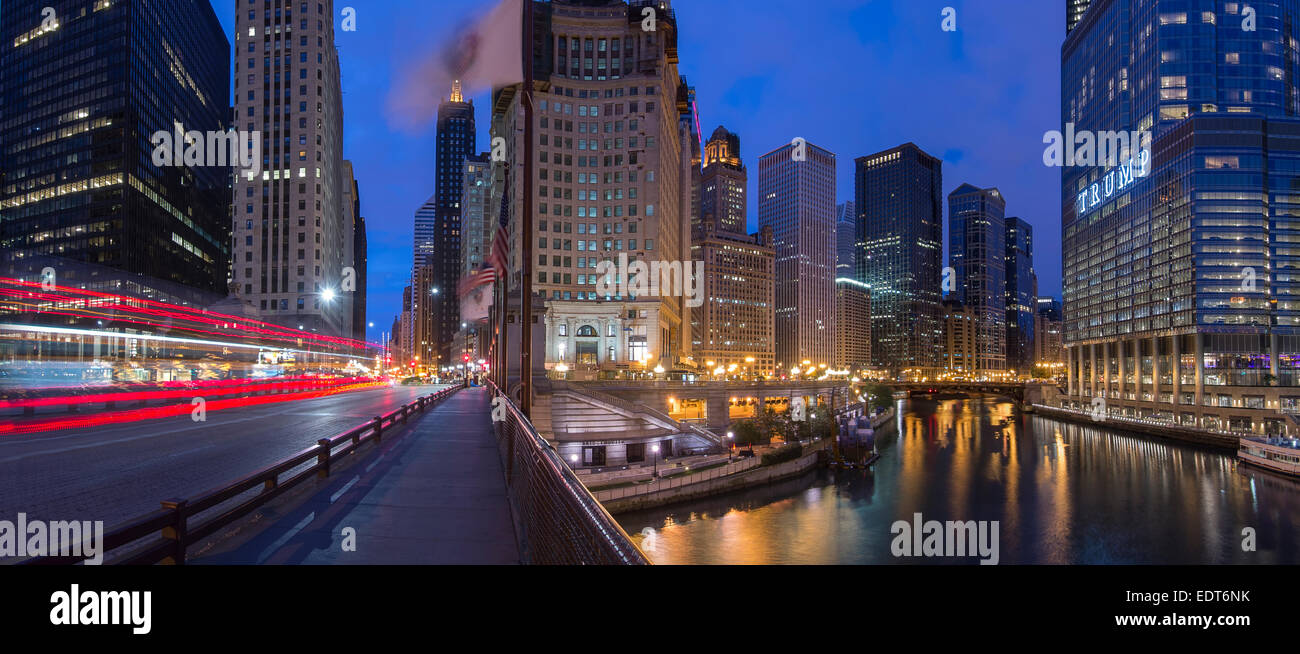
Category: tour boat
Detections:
[{"x1": 1238, "y1": 437, "x2": 1300, "y2": 477}]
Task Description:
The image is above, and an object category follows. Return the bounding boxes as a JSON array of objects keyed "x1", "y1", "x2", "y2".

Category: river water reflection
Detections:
[{"x1": 617, "y1": 397, "x2": 1300, "y2": 564}]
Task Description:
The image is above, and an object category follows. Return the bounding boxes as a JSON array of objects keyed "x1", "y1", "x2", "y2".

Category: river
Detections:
[{"x1": 616, "y1": 397, "x2": 1300, "y2": 564}]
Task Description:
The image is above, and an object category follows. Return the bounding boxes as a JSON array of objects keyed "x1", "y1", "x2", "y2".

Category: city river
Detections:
[{"x1": 616, "y1": 397, "x2": 1300, "y2": 564}]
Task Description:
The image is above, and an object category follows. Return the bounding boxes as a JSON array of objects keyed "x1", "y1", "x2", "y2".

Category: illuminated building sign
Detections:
[{"x1": 1076, "y1": 150, "x2": 1149, "y2": 217}]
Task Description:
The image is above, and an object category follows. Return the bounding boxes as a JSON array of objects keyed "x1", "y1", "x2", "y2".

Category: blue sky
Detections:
[{"x1": 211, "y1": 0, "x2": 1064, "y2": 342}]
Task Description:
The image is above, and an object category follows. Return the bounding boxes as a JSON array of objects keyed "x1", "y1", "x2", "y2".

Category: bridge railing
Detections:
[
  {"x1": 487, "y1": 379, "x2": 650, "y2": 565},
  {"x1": 20, "y1": 384, "x2": 462, "y2": 566}
]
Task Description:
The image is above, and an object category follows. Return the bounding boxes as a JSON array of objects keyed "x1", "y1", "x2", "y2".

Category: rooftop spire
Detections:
[{"x1": 450, "y1": 79, "x2": 463, "y2": 103}]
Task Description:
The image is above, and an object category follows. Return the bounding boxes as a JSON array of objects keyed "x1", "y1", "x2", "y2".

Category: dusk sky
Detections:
[{"x1": 212, "y1": 0, "x2": 1065, "y2": 343}]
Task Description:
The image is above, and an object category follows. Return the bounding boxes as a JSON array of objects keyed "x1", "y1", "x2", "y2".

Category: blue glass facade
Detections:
[
  {"x1": 1005, "y1": 217, "x2": 1037, "y2": 373},
  {"x1": 1062, "y1": 0, "x2": 1300, "y2": 435},
  {"x1": 949, "y1": 184, "x2": 1007, "y2": 373}
]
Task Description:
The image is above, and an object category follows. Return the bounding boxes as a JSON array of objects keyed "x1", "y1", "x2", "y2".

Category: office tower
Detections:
[
  {"x1": 836, "y1": 201, "x2": 856, "y2": 278},
  {"x1": 343, "y1": 163, "x2": 367, "y2": 343},
  {"x1": 835, "y1": 278, "x2": 871, "y2": 372},
  {"x1": 700, "y1": 126, "x2": 746, "y2": 234},
  {"x1": 412, "y1": 264, "x2": 438, "y2": 372},
  {"x1": 232, "y1": 0, "x2": 349, "y2": 336},
  {"x1": 1037, "y1": 297, "x2": 1062, "y2": 322},
  {"x1": 691, "y1": 223, "x2": 776, "y2": 375},
  {"x1": 492, "y1": 0, "x2": 694, "y2": 375},
  {"x1": 460, "y1": 154, "x2": 494, "y2": 281},
  {"x1": 1, "y1": 0, "x2": 230, "y2": 294},
  {"x1": 855, "y1": 143, "x2": 944, "y2": 376},
  {"x1": 1035, "y1": 297, "x2": 1064, "y2": 367},
  {"x1": 1066, "y1": 0, "x2": 1092, "y2": 33},
  {"x1": 1063, "y1": 0, "x2": 1300, "y2": 435},
  {"x1": 1005, "y1": 216, "x2": 1037, "y2": 374},
  {"x1": 413, "y1": 197, "x2": 437, "y2": 271},
  {"x1": 949, "y1": 184, "x2": 1007, "y2": 374},
  {"x1": 942, "y1": 299, "x2": 978, "y2": 374},
  {"x1": 398, "y1": 285, "x2": 413, "y2": 369},
  {"x1": 758, "y1": 140, "x2": 837, "y2": 370},
  {"x1": 431, "y1": 81, "x2": 476, "y2": 365}
]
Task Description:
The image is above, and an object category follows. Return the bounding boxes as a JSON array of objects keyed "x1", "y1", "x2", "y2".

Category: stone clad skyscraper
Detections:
[
  {"x1": 232, "y1": 0, "x2": 350, "y2": 336},
  {"x1": 429, "y1": 81, "x2": 476, "y2": 366},
  {"x1": 758, "y1": 140, "x2": 837, "y2": 370},
  {"x1": 492, "y1": 0, "x2": 694, "y2": 375}
]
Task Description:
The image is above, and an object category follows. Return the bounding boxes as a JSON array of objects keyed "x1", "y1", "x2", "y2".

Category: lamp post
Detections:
[
  {"x1": 726, "y1": 431, "x2": 734, "y2": 462},
  {"x1": 651, "y1": 443, "x2": 660, "y2": 478}
]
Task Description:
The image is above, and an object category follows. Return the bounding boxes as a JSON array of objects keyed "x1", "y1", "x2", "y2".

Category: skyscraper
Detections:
[
  {"x1": 493, "y1": 0, "x2": 694, "y2": 375},
  {"x1": 430, "y1": 81, "x2": 476, "y2": 365},
  {"x1": 232, "y1": 0, "x2": 349, "y2": 337},
  {"x1": 758, "y1": 140, "x2": 837, "y2": 370},
  {"x1": 1004, "y1": 216, "x2": 1036, "y2": 374},
  {"x1": 949, "y1": 184, "x2": 1007, "y2": 374},
  {"x1": 836, "y1": 201, "x2": 856, "y2": 278},
  {"x1": 1, "y1": 0, "x2": 230, "y2": 294},
  {"x1": 1066, "y1": 0, "x2": 1092, "y2": 33},
  {"x1": 692, "y1": 223, "x2": 776, "y2": 375},
  {"x1": 855, "y1": 143, "x2": 944, "y2": 376},
  {"x1": 460, "y1": 154, "x2": 494, "y2": 282},
  {"x1": 1036, "y1": 297, "x2": 1064, "y2": 368},
  {"x1": 835, "y1": 278, "x2": 871, "y2": 371},
  {"x1": 1062, "y1": 0, "x2": 1300, "y2": 435},
  {"x1": 341, "y1": 162, "x2": 367, "y2": 343},
  {"x1": 413, "y1": 197, "x2": 437, "y2": 271},
  {"x1": 700, "y1": 126, "x2": 746, "y2": 234}
]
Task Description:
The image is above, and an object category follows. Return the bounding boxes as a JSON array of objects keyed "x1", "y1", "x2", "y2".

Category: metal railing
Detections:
[
  {"x1": 21, "y1": 385, "x2": 463, "y2": 565},
  {"x1": 487, "y1": 379, "x2": 649, "y2": 565}
]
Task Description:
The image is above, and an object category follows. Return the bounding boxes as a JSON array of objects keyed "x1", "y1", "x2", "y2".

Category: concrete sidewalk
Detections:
[{"x1": 199, "y1": 388, "x2": 520, "y2": 565}]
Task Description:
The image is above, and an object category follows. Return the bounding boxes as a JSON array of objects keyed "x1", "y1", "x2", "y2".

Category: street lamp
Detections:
[
  {"x1": 726, "y1": 431, "x2": 734, "y2": 462},
  {"x1": 651, "y1": 443, "x2": 660, "y2": 478}
]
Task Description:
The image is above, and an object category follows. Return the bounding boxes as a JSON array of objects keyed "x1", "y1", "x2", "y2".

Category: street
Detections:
[{"x1": 0, "y1": 385, "x2": 449, "y2": 529}]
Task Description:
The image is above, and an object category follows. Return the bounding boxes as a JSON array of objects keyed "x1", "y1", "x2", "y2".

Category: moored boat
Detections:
[{"x1": 1238, "y1": 436, "x2": 1300, "y2": 477}]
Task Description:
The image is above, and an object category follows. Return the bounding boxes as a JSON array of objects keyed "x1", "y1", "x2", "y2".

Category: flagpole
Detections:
[{"x1": 519, "y1": 0, "x2": 535, "y2": 418}]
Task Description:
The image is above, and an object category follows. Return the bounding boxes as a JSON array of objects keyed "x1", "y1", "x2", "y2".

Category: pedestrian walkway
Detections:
[{"x1": 199, "y1": 388, "x2": 520, "y2": 565}]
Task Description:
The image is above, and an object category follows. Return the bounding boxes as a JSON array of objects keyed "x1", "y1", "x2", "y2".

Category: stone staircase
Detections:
[{"x1": 538, "y1": 379, "x2": 724, "y2": 450}]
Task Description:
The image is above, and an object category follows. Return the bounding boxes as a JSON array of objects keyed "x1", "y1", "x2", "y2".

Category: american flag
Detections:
[{"x1": 458, "y1": 165, "x2": 510, "y2": 298}]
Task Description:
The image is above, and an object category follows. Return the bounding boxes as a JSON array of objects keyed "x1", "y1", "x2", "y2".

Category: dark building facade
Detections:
[
  {"x1": 431, "y1": 81, "x2": 476, "y2": 366},
  {"x1": 1005, "y1": 216, "x2": 1037, "y2": 374},
  {"x1": 1062, "y1": 0, "x2": 1300, "y2": 436},
  {"x1": 949, "y1": 184, "x2": 1007, "y2": 374},
  {"x1": 1067, "y1": 0, "x2": 1093, "y2": 33},
  {"x1": 1, "y1": 0, "x2": 230, "y2": 293},
  {"x1": 855, "y1": 143, "x2": 944, "y2": 376}
]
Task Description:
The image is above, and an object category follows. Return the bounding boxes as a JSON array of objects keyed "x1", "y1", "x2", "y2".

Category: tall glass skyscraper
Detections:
[
  {"x1": 1005, "y1": 216, "x2": 1037, "y2": 374},
  {"x1": 949, "y1": 184, "x2": 1008, "y2": 374},
  {"x1": 855, "y1": 143, "x2": 944, "y2": 376},
  {"x1": 1, "y1": 0, "x2": 230, "y2": 294},
  {"x1": 1062, "y1": 0, "x2": 1300, "y2": 436}
]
